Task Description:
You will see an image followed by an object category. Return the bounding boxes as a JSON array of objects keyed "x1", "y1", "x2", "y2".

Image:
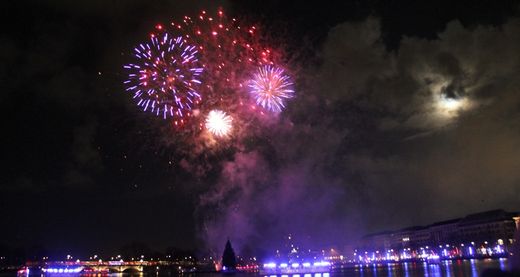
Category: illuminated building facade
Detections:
[{"x1": 356, "y1": 209, "x2": 519, "y2": 262}]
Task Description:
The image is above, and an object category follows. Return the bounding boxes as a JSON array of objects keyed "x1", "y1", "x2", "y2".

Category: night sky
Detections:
[{"x1": 2, "y1": 0, "x2": 520, "y2": 259}]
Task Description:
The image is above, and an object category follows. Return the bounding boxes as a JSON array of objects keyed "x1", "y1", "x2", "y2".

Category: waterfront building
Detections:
[{"x1": 357, "y1": 209, "x2": 519, "y2": 260}]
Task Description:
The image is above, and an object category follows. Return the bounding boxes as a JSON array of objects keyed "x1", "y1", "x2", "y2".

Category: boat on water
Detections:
[
  {"x1": 260, "y1": 261, "x2": 331, "y2": 276},
  {"x1": 426, "y1": 255, "x2": 441, "y2": 264}
]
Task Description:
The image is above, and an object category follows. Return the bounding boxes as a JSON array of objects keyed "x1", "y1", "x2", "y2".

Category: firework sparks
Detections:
[
  {"x1": 205, "y1": 109, "x2": 233, "y2": 137},
  {"x1": 123, "y1": 9, "x2": 293, "y2": 144},
  {"x1": 248, "y1": 66, "x2": 294, "y2": 112},
  {"x1": 171, "y1": 10, "x2": 280, "y2": 110},
  {"x1": 123, "y1": 33, "x2": 203, "y2": 121}
]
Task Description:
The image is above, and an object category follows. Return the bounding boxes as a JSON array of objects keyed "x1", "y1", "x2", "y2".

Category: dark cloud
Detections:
[{"x1": 314, "y1": 17, "x2": 520, "y2": 226}]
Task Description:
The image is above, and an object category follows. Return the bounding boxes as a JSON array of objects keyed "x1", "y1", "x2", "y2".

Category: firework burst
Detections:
[
  {"x1": 170, "y1": 10, "x2": 281, "y2": 110},
  {"x1": 205, "y1": 109, "x2": 233, "y2": 137},
  {"x1": 248, "y1": 65, "x2": 294, "y2": 112},
  {"x1": 124, "y1": 8, "x2": 294, "y2": 147},
  {"x1": 123, "y1": 33, "x2": 203, "y2": 122}
]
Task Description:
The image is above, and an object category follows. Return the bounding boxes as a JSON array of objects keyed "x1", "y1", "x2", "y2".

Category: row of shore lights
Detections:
[{"x1": 263, "y1": 261, "x2": 331, "y2": 269}]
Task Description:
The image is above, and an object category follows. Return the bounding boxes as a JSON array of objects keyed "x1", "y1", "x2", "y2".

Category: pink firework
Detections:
[
  {"x1": 169, "y1": 9, "x2": 281, "y2": 111},
  {"x1": 248, "y1": 65, "x2": 294, "y2": 112},
  {"x1": 124, "y1": 8, "x2": 293, "y2": 140}
]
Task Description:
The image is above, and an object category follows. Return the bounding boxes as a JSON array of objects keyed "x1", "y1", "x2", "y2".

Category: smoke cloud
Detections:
[{"x1": 195, "y1": 17, "x2": 520, "y2": 256}]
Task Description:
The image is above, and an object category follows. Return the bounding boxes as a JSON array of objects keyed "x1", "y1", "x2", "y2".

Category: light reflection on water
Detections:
[
  {"x1": 277, "y1": 259, "x2": 505, "y2": 277},
  {"x1": 333, "y1": 259, "x2": 507, "y2": 277},
  {"x1": 226, "y1": 259, "x2": 492, "y2": 277},
  {"x1": 10, "y1": 259, "x2": 509, "y2": 277},
  {"x1": 499, "y1": 258, "x2": 507, "y2": 271}
]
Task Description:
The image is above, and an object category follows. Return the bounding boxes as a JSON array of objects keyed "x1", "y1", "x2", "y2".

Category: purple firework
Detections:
[
  {"x1": 123, "y1": 33, "x2": 203, "y2": 121},
  {"x1": 248, "y1": 65, "x2": 294, "y2": 113}
]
